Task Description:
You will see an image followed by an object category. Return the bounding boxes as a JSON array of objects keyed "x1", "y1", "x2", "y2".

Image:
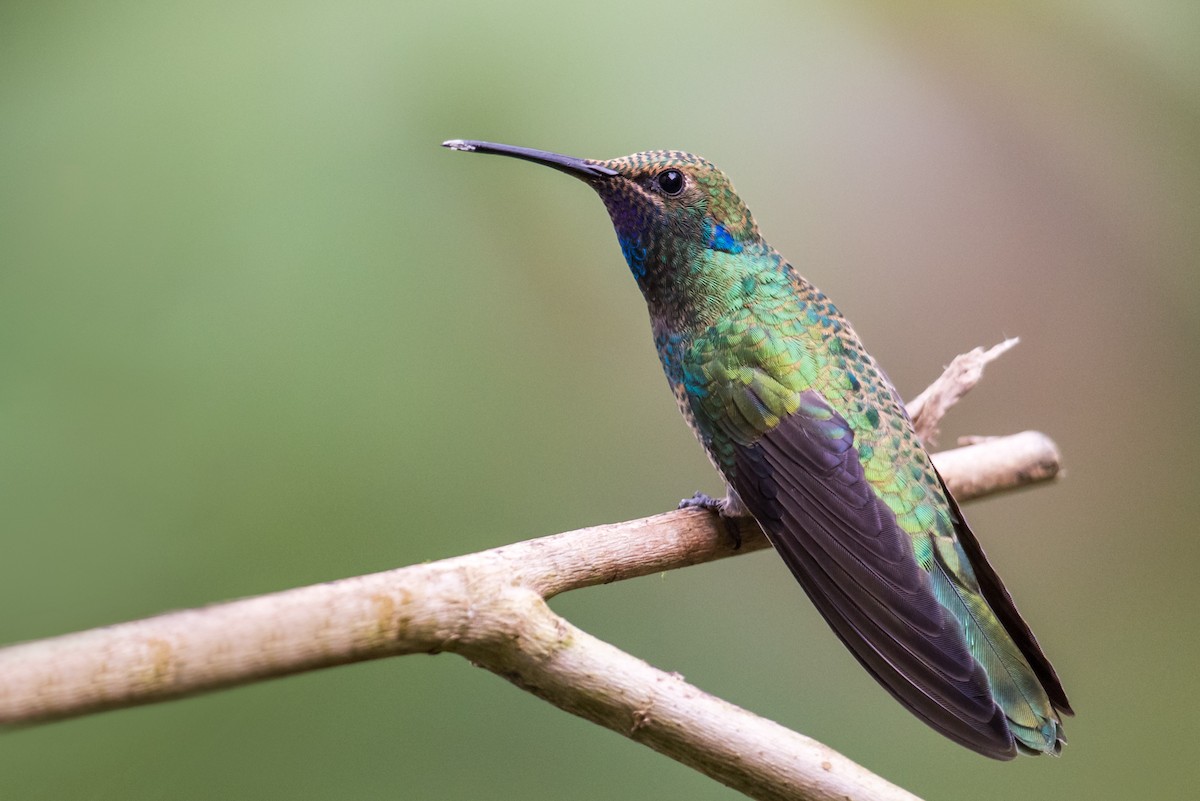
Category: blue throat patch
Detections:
[
  {"x1": 618, "y1": 234, "x2": 648, "y2": 280},
  {"x1": 707, "y1": 222, "x2": 743, "y2": 254}
]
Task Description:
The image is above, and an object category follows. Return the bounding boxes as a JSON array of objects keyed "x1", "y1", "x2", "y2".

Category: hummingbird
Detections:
[{"x1": 442, "y1": 139, "x2": 1072, "y2": 759}]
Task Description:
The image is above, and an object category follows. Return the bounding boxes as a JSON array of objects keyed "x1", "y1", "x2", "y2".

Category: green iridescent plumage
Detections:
[{"x1": 444, "y1": 139, "x2": 1072, "y2": 759}]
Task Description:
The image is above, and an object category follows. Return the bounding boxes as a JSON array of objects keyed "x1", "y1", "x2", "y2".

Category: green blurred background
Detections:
[{"x1": 2, "y1": 1, "x2": 1197, "y2": 798}]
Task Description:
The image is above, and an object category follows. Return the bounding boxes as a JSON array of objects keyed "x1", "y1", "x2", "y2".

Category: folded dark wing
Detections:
[{"x1": 730, "y1": 390, "x2": 1018, "y2": 758}]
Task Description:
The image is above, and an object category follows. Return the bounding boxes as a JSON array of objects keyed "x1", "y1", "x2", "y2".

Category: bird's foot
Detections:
[
  {"x1": 679, "y1": 491, "x2": 744, "y2": 550},
  {"x1": 679, "y1": 491, "x2": 726, "y2": 513}
]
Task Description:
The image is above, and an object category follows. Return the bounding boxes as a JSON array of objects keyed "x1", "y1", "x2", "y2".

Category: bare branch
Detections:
[
  {"x1": 931, "y1": 431, "x2": 1061, "y2": 501},
  {"x1": 0, "y1": 343, "x2": 1060, "y2": 801},
  {"x1": 468, "y1": 591, "x2": 925, "y2": 801}
]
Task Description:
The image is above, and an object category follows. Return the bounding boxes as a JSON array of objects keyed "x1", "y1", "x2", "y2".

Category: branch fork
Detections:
[{"x1": 0, "y1": 342, "x2": 1060, "y2": 801}]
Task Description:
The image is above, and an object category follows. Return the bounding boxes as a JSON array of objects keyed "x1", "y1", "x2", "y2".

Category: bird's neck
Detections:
[{"x1": 640, "y1": 239, "x2": 782, "y2": 336}]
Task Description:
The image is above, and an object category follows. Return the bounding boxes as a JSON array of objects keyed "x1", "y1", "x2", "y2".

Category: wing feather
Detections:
[{"x1": 731, "y1": 391, "x2": 1019, "y2": 758}]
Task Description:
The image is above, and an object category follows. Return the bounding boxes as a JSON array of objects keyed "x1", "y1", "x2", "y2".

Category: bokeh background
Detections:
[{"x1": 2, "y1": 1, "x2": 1197, "y2": 799}]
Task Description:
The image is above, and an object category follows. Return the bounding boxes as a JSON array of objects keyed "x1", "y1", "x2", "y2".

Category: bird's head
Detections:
[{"x1": 443, "y1": 140, "x2": 763, "y2": 297}]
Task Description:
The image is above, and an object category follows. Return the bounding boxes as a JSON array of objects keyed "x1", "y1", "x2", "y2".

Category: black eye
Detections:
[{"x1": 656, "y1": 169, "x2": 685, "y2": 195}]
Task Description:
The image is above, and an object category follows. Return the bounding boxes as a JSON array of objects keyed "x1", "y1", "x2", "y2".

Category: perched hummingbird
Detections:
[{"x1": 442, "y1": 139, "x2": 1072, "y2": 759}]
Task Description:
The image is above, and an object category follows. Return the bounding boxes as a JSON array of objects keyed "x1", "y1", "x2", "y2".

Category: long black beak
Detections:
[{"x1": 442, "y1": 139, "x2": 617, "y2": 179}]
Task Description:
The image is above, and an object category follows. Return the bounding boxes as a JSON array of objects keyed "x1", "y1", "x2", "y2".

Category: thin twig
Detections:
[{"x1": 907, "y1": 337, "x2": 1020, "y2": 446}]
